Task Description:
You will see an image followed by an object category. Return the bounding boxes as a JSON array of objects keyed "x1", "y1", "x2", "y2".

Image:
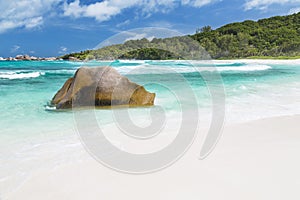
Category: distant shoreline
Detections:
[
  {"x1": 1, "y1": 56, "x2": 300, "y2": 62},
  {"x1": 221, "y1": 56, "x2": 300, "y2": 60},
  {"x1": 0, "y1": 55, "x2": 61, "y2": 61}
]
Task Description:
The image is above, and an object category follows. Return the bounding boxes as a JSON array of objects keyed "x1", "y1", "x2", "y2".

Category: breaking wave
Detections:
[{"x1": 0, "y1": 71, "x2": 45, "y2": 79}]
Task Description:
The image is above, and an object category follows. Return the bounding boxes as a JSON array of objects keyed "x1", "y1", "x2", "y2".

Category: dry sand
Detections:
[{"x1": 8, "y1": 115, "x2": 300, "y2": 200}]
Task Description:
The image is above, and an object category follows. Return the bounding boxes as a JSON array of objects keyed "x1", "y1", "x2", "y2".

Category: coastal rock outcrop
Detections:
[
  {"x1": 15, "y1": 55, "x2": 32, "y2": 61},
  {"x1": 0, "y1": 55, "x2": 61, "y2": 61},
  {"x1": 68, "y1": 56, "x2": 81, "y2": 62},
  {"x1": 51, "y1": 66, "x2": 155, "y2": 109}
]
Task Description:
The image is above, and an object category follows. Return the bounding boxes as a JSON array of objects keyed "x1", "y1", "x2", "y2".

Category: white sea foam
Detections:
[
  {"x1": 115, "y1": 60, "x2": 146, "y2": 64},
  {"x1": 0, "y1": 71, "x2": 44, "y2": 79},
  {"x1": 213, "y1": 59, "x2": 300, "y2": 65},
  {"x1": 216, "y1": 65, "x2": 272, "y2": 71},
  {"x1": 184, "y1": 59, "x2": 299, "y2": 64},
  {"x1": 116, "y1": 64, "x2": 272, "y2": 74},
  {"x1": 112, "y1": 59, "x2": 300, "y2": 67},
  {"x1": 45, "y1": 69, "x2": 76, "y2": 75},
  {"x1": 45, "y1": 105, "x2": 57, "y2": 111}
]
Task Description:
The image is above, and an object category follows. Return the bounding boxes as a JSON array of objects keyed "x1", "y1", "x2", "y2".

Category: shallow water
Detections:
[{"x1": 0, "y1": 59, "x2": 300, "y2": 197}]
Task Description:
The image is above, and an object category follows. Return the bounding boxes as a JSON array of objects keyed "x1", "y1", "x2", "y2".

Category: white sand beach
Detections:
[{"x1": 8, "y1": 114, "x2": 300, "y2": 200}]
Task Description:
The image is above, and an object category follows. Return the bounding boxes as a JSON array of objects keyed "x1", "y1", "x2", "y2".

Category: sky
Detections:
[{"x1": 0, "y1": 0, "x2": 299, "y2": 57}]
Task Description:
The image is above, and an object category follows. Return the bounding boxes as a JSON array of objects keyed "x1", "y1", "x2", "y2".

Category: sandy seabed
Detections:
[{"x1": 8, "y1": 114, "x2": 300, "y2": 200}]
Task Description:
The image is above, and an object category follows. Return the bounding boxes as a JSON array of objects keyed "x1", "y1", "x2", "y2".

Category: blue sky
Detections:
[{"x1": 0, "y1": 0, "x2": 299, "y2": 57}]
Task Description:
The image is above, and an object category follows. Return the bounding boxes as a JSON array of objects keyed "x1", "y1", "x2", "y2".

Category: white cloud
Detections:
[
  {"x1": 244, "y1": 0, "x2": 300, "y2": 10},
  {"x1": 63, "y1": 0, "x2": 218, "y2": 22},
  {"x1": 116, "y1": 20, "x2": 131, "y2": 28},
  {"x1": 0, "y1": 0, "x2": 62, "y2": 33},
  {"x1": 11, "y1": 45, "x2": 20, "y2": 53},
  {"x1": 0, "y1": 0, "x2": 219, "y2": 33},
  {"x1": 25, "y1": 17, "x2": 44, "y2": 29},
  {"x1": 182, "y1": 0, "x2": 218, "y2": 8},
  {"x1": 140, "y1": 0, "x2": 176, "y2": 14},
  {"x1": 288, "y1": 7, "x2": 300, "y2": 14},
  {"x1": 194, "y1": 0, "x2": 218, "y2": 7},
  {"x1": 59, "y1": 46, "x2": 68, "y2": 54},
  {"x1": 63, "y1": 0, "x2": 138, "y2": 21}
]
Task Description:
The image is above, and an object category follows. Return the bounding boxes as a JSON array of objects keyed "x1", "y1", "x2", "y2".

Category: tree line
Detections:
[{"x1": 62, "y1": 12, "x2": 300, "y2": 60}]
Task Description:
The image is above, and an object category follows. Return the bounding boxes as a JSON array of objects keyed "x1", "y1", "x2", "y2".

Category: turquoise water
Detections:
[
  {"x1": 0, "y1": 59, "x2": 300, "y2": 197},
  {"x1": 1, "y1": 59, "x2": 299, "y2": 122},
  {"x1": 0, "y1": 59, "x2": 300, "y2": 138}
]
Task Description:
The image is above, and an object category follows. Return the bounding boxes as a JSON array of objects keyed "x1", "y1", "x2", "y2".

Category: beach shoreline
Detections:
[
  {"x1": 1, "y1": 57, "x2": 300, "y2": 62},
  {"x1": 7, "y1": 114, "x2": 300, "y2": 200}
]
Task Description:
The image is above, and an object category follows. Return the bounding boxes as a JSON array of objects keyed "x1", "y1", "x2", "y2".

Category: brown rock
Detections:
[
  {"x1": 51, "y1": 77, "x2": 74, "y2": 105},
  {"x1": 23, "y1": 55, "x2": 31, "y2": 60},
  {"x1": 30, "y1": 56, "x2": 38, "y2": 61},
  {"x1": 15, "y1": 55, "x2": 24, "y2": 60},
  {"x1": 51, "y1": 66, "x2": 155, "y2": 109},
  {"x1": 44, "y1": 57, "x2": 57, "y2": 61},
  {"x1": 15, "y1": 55, "x2": 32, "y2": 61},
  {"x1": 68, "y1": 56, "x2": 81, "y2": 62}
]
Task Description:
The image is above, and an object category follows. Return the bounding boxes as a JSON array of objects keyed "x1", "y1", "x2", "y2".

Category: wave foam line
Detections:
[
  {"x1": 116, "y1": 64, "x2": 272, "y2": 74},
  {"x1": 0, "y1": 72, "x2": 44, "y2": 79},
  {"x1": 216, "y1": 65, "x2": 272, "y2": 72},
  {"x1": 45, "y1": 69, "x2": 76, "y2": 75}
]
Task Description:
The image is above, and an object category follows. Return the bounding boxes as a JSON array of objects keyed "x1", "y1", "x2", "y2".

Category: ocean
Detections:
[{"x1": 0, "y1": 59, "x2": 300, "y2": 197}]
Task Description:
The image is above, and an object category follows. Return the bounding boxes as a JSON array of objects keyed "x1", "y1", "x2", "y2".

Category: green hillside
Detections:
[{"x1": 62, "y1": 12, "x2": 300, "y2": 60}]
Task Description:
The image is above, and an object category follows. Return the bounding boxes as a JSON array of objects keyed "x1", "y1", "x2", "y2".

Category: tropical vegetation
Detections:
[{"x1": 62, "y1": 12, "x2": 300, "y2": 60}]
